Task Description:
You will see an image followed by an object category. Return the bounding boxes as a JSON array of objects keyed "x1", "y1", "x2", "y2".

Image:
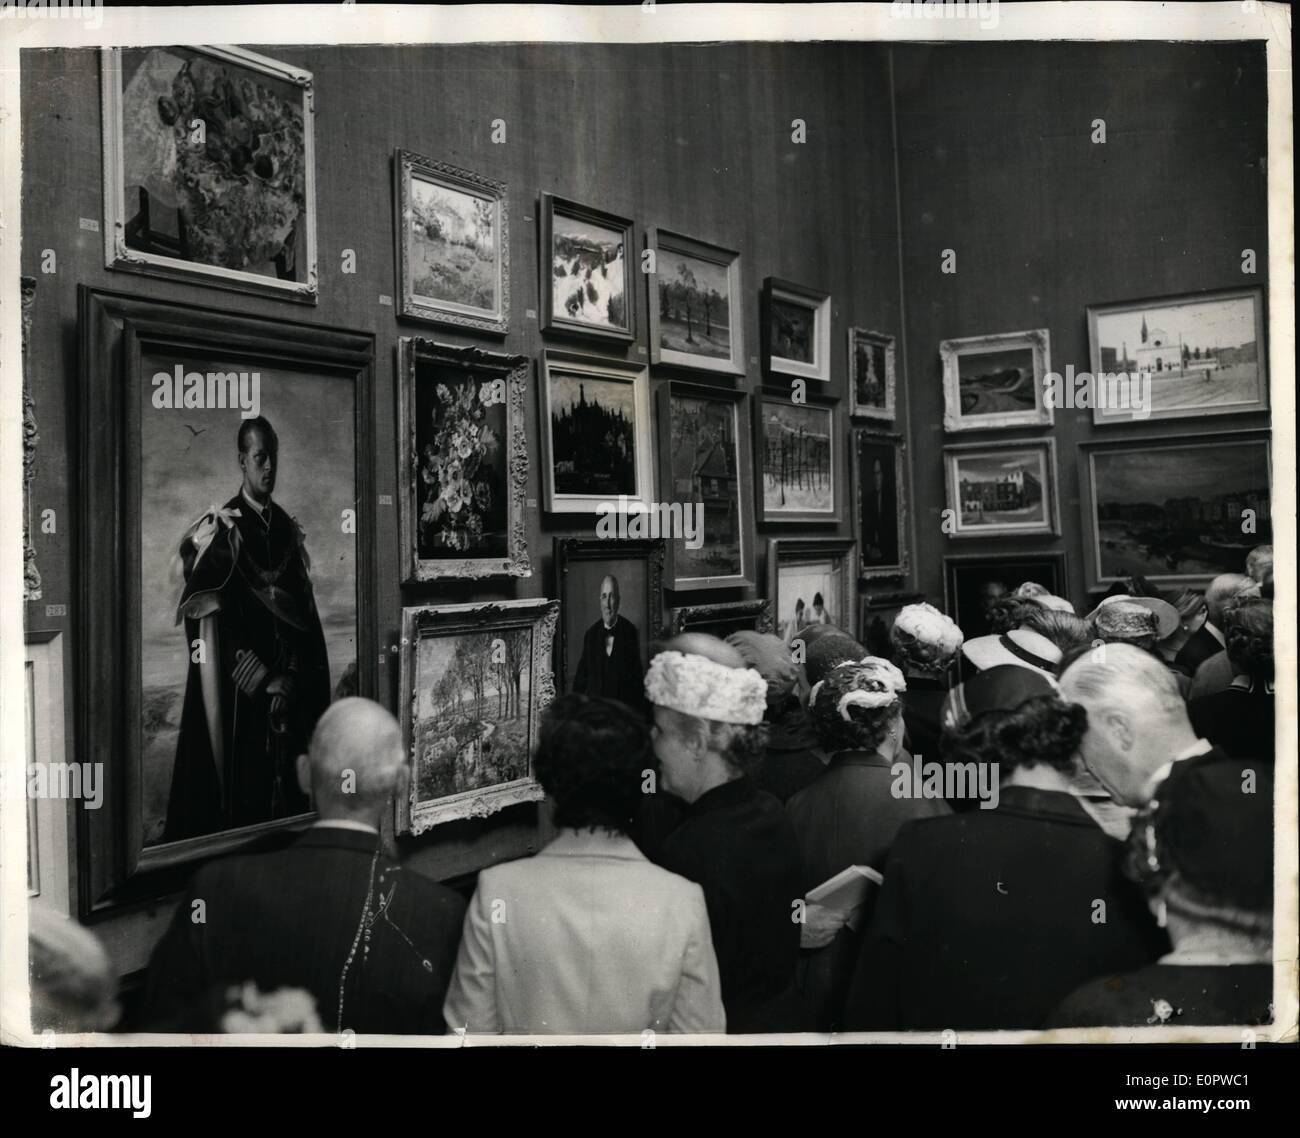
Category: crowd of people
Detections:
[{"x1": 30, "y1": 547, "x2": 1277, "y2": 1037}]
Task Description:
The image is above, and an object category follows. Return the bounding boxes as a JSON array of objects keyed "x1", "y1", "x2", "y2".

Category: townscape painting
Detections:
[
  {"x1": 398, "y1": 339, "x2": 531, "y2": 581},
  {"x1": 541, "y1": 194, "x2": 635, "y2": 343},
  {"x1": 399, "y1": 600, "x2": 557, "y2": 834},
  {"x1": 1087, "y1": 288, "x2": 1267, "y2": 423},
  {"x1": 395, "y1": 152, "x2": 508, "y2": 333},
  {"x1": 754, "y1": 390, "x2": 838, "y2": 524},
  {"x1": 540, "y1": 351, "x2": 653, "y2": 514},
  {"x1": 944, "y1": 440, "x2": 1059, "y2": 538},
  {"x1": 941, "y1": 329, "x2": 1052, "y2": 432},
  {"x1": 1081, "y1": 434, "x2": 1271, "y2": 589},
  {"x1": 648, "y1": 229, "x2": 744, "y2": 374},
  {"x1": 658, "y1": 384, "x2": 754, "y2": 590},
  {"x1": 101, "y1": 46, "x2": 317, "y2": 302}
]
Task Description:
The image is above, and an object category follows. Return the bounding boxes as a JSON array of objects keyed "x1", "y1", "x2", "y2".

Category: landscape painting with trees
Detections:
[
  {"x1": 399, "y1": 600, "x2": 556, "y2": 832},
  {"x1": 657, "y1": 253, "x2": 730, "y2": 359},
  {"x1": 413, "y1": 628, "x2": 532, "y2": 802}
]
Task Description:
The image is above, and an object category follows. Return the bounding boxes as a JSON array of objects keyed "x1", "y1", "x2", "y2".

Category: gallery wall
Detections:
[
  {"x1": 890, "y1": 40, "x2": 1270, "y2": 606},
  {"x1": 20, "y1": 42, "x2": 903, "y2": 974}
]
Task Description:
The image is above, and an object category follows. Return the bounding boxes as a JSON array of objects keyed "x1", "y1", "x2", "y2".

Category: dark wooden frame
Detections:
[
  {"x1": 766, "y1": 537, "x2": 858, "y2": 640},
  {"x1": 852, "y1": 427, "x2": 910, "y2": 582},
  {"x1": 670, "y1": 599, "x2": 773, "y2": 637},
  {"x1": 540, "y1": 192, "x2": 636, "y2": 344},
  {"x1": 761, "y1": 276, "x2": 832, "y2": 382},
  {"x1": 554, "y1": 537, "x2": 667, "y2": 689},
  {"x1": 397, "y1": 337, "x2": 531, "y2": 581},
  {"x1": 76, "y1": 287, "x2": 376, "y2": 915},
  {"x1": 753, "y1": 386, "x2": 841, "y2": 525},
  {"x1": 858, "y1": 590, "x2": 927, "y2": 655},
  {"x1": 656, "y1": 381, "x2": 756, "y2": 591},
  {"x1": 942, "y1": 552, "x2": 1069, "y2": 635}
]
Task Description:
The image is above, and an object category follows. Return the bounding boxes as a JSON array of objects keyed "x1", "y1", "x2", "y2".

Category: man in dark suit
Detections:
[
  {"x1": 142, "y1": 698, "x2": 466, "y2": 1035},
  {"x1": 1173, "y1": 573, "x2": 1254, "y2": 676},
  {"x1": 859, "y1": 453, "x2": 898, "y2": 565},
  {"x1": 573, "y1": 575, "x2": 644, "y2": 710}
]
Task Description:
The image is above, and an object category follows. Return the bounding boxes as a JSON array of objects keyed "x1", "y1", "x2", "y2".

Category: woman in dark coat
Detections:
[{"x1": 843, "y1": 665, "x2": 1169, "y2": 1031}]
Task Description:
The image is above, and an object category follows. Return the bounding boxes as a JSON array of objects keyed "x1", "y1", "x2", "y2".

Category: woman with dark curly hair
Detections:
[
  {"x1": 842, "y1": 665, "x2": 1168, "y2": 1031},
  {"x1": 443, "y1": 692, "x2": 725, "y2": 1034},
  {"x1": 1049, "y1": 753, "x2": 1273, "y2": 1026},
  {"x1": 1188, "y1": 596, "x2": 1274, "y2": 760}
]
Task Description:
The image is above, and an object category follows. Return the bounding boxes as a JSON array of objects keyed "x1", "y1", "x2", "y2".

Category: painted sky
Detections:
[
  {"x1": 1097, "y1": 297, "x2": 1256, "y2": 355},
  {"x1": 1094, "y1": 443, "x2": 1269, "y2": 505}
]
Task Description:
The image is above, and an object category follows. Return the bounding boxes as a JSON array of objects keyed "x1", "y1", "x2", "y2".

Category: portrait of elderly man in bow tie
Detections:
[
  {"x1": 572, "y1": 574, "x2": 645, "y2": 711},
  {"x1": 162, "y1": 415, "x2": 332, "y2": 842}
]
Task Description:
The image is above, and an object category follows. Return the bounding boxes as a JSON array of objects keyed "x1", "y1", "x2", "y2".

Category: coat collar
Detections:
[
  {"x1": 688, "y1": 776, "x2": 756, "y2": 816},
  {"x1": 993, "y1": 785, "x2": 1099, "y2": 826},
  {"x1": 827, "y1": 749, "x2": 893, "y2": 769},
  {"x1": 539, "y1": 828, "x2": 647, "y2": 860},
  {"x1": 293, "y1": 825, "x2": 383, "y2": 856}
]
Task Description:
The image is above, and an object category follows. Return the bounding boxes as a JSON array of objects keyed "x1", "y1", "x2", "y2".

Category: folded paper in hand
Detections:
[{"x1": 800, "y1": 865, "x2": 884, "y2": 949}]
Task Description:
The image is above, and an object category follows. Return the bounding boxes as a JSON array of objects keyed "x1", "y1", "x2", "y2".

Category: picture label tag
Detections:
[
  {"x1": 636, "y1": 346, "x2": 647, "y2": 355},
  {"x1": 79, "y1": 218, "x2": 99, "y2": 232},
  {"x1": 378, "y1": 295, "x2": 393, "y2": 306},
  {"x1": 378, "y1": 494, "x2": 393, "y2": 506},
  {"x1": 526, "y1": 498, "x2": 537, "y2": 508},
  {"x1": 750, "y1": 357, "x2": 758, "y2": 364},
  {"x1": 45, "y1": 604, "x2": 67, "y2": 617},
  {"x1": 526, "y1": 309, "x2": 537, "y2": 319}
]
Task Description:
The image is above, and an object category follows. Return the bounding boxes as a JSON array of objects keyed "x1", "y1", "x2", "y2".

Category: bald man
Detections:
[
  {"x1": 572, "y1": 573, "x2": 645, "y2": 710},
  {"x1": 142, "y1": 698, "x2": 466, "y2": 1034},
  {"x1": 1174, "y1": 573, "x2": 1257, "y2": 676}
]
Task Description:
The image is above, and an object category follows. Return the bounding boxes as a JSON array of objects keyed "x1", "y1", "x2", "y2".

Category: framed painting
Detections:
[
  {"x1": 849, "y1": 327, "x2": 896, "y2": 421},
  {"x1": 859, "y1": 590, "x2": 927, "y2": 658},
  {"x1": 657, "y1": 382, "x2": 756, "y2": 591},
  {"x1": 944, "y1": 439, "x2": 1060, "y2": 539},
  {"x1": 539, "y1": 350, "x2": 654, "y2": 514},
  {"x1": 1079, "y1": 432, "x2": 1271, "y2": 591},
  {"x1": 943, "y1": 553, "x2": 1068, "y2": 640},
  {"x1": 26, "y1": 631, "x2": 72, "y2": 913},
  {"x1": 753, "y1": 388, "x2": 839, "y2": 525},
  {"x1": 540, "y1": 193, "x2": 635, "y2": 343},
  {"x1": 1086, "y1": 287, "x2": 1268, "y2": 424},
  {"x1": 940, "y1": 328, "x2": 1052, "y2": 432},
  {"x1": 77, "y1": 287, "x2": 375, "y2": 914},
  {"x1": 853, "y1": 429, "x2": 910, "y2": 581},
  {"x1": 647, "y1": 228, "x2": 743, "y2": 375},
  {"x1": 395, "y1": 151, "x2": 509, "y2": 333},
  {"x1": 100, "y1": 46, "x2": 317, "y2": 303},
  {"x1": 398, "y1": 599, "x2": 558, "y2": 835},
  {"x1": 762, "y1": 277, "x2": 832, "y2": 382},
  {"x1": 767, "y1": 538, "x2": 857, "y2": 642},
  {"x1": 398, "y1": 338, "x2": 531, "y2": 581},
  {"x1": 554, "y1": 538, "x2": 665, "y2": 702},
  {"x1": 670, "y1": 600, "x2": 773, "y2": 638}
]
